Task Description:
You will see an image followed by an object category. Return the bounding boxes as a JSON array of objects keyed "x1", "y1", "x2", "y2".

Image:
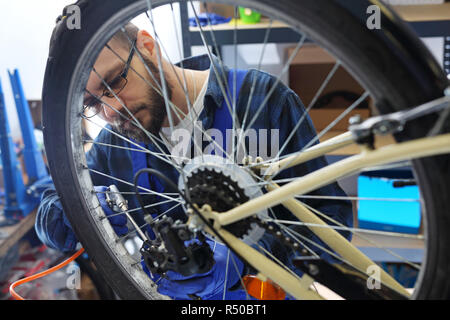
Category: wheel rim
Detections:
[{"x1": 58, "y1": 0, "x2": 442, "y2": 299}]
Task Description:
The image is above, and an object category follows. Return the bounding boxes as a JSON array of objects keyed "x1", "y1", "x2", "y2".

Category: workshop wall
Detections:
[{"x1": 0, "y1": 0, "x2": 74, "y2": 139}]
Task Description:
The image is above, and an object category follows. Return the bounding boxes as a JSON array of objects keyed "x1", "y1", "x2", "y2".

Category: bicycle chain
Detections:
[
  {"x1": 187, "y1": 167, "x2": 254, "y2": 238},
  {"x1": 250, "y1": 216, "x2": 309, "y2": 256}
]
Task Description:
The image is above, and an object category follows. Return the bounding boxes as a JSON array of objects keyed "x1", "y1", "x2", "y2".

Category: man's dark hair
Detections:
[{"x1": 111, "y1": 22, "x2": 139, "y2": 50}]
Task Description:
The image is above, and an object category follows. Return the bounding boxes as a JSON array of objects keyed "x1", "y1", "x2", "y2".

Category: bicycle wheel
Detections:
[{"x1": 42, "y1": 0, "x2": 450, "y2": 300}]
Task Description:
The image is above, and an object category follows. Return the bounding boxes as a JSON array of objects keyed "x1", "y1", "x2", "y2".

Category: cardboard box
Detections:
[
  {"x1": 200, "y1": 3, "x2": 236, "y2": 18},
  {"x1": 288, "y1": 44, "x2": 372, "y2": 134},
  {"x1": 309, "y1": 108, "x2": 370, "y2": 131}
]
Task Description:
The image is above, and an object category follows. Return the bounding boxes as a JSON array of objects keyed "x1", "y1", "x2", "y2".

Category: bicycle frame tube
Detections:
[
  {"x1": 269, "y1": 184, "x2": 409, "y2": 297},
  {"x1": 204, "y1": 132, "x2": 450, "y2": 299},
  {"x1": 218, "y1": 196, "x2": 410, "y2": 299},
  {"x1": 218, "y1": 228, "x2": 324, "y2": 300},
  {"x1": 218, "y1": 132, "x2": 450, "y2": 226},
  {"x1": 263, "y1": 131, "x2": 354, "y2": 176}
]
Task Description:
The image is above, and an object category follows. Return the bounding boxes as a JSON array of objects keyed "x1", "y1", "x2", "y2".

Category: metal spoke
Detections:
[
  {"x1": 117, "y1": 202, "x2": 182, "y2": 242},
  {"x1": 145, "y1": 0, "x2": 175, "y2": 132},
  {"x1": 92, "y1": 69, "x2": 184, "y2": 174},
  {"x1": 250, "y1": 177, "x2": 300, "y2": 186},
  {"x1": 145, "y1": 202, "x2": 183, "y2": 226},
  {"x1": 237, "y1": 19, "x2": 274, "y2": 159},
  {"x1": 264, "y1": 218, "x2": 423, "y2": 240},
  {"x1": 87, "y1": 167, "x2": 181, "y2": 203},
  {"x1": 84, "y1": 88, "x2": 165, "y2": 147},
  {"x1": 249, "y1": 236, "x2": 306, "y2": 282},
  {"x1": 297, "y1": 200, "x2": 422, "y2": 270},
  {"x1": 105, "y1": 43, "x2": 187, "y2": 128},
  {"x1": 228, "y1": 246, "x2": 251, "y2": 300},
  {"x1": 268, "y1": 207, "x2": 320, "y2": 258},
  {"x1": 188, "y1": 0, "x2": 242, "y2": 161},
  {"x1": 294, "y1": 194, "x2": 419, "y2": 202},
  {"x1": 81, "y1": 114, "x2": 155, "y2": 154},
  {"x1": 268, "y1": 91, "x2": 370, "y2": 181},
  {"x1": 168, "y1": 2, "x2": 205, "y2": 161},
  {"x1": 275, "y1": 61, "x2": 342, "y2": 159},
  {"x1": 105, "y1": 29, "x2": 207, "y2": 169},
  {"x1": 96, "y1": 190, "x2": 178, "y2": 196},
  {"x1": 200, "y1": 3, "x2": 254, "y2": 163},
  {"x1": 115, "y1": 19, "x2": 235, "y2": 162},
  {"x1": 143, "y1": 4, "x2": 209, "y2": 199},
  {"x1": 240, "y1": 35, "x2": 307, "y2": 142},
  {"x1": 73, "y1": 1, "x2": 431, "y2": 300},
  {"x1": 130, "y1": 12, "x2": 204, "y2": 160},
  {"x1": 103, "y1": 42, "x2": 190, "y2": 126},
  {"x1": 305, "y1": 92, "x2": 370, "y2": 151},
  {"x1": 202, "y1": 2, "x2": 235, "y2": 98},
  {"x1": 104, "y1": 198, "x2": 181, "y2": 219},
  {"x1": 231, "y1": 5, "x2": 238, "y2": 163},
  {"x1": 81, "y1": 114, "x2": 182, "y2": 170},
  {"x1": 84, "y1": 139, "x2": 191, "y2": 163},
  {"x1": 222, "y1": 248, "x2": 231, "y2": 300}
]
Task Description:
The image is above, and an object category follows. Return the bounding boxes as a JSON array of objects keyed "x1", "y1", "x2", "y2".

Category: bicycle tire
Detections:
[{"x1": 42, "y1": 0, "x2": 450, "y2": 299}]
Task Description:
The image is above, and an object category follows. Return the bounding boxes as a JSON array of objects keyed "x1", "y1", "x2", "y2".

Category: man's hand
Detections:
[
  {"x1": 94, "y1": 186, "x2": 129, "y2": 237},
  {"x1": 141, "y1": 239, "x2": 245, "y2": 300},
  {"x1": 36, "y1": 185, "x2": 129, "y2": 252}
]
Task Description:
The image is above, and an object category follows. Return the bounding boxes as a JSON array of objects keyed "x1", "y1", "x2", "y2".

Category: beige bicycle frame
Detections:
[{"x1": 205, "y1": 132, "x2": 450, "y2": 299}]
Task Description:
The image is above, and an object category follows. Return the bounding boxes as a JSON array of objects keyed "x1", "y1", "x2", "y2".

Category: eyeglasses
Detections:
[{"x1": 84, "y1": 39, "x2": 137, "y2": 115}]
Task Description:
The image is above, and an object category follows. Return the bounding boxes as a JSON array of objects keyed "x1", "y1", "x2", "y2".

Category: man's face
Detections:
[{"x1": 84, "y1": 38, "x2": 170, "y2": 143}]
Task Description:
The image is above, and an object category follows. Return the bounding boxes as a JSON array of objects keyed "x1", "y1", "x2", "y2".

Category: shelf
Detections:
[
  {"x1": 188, "y1": 3, "x2": 450, "y2": 30},
  {"x1": 393, "y1": 3, "x2": 450, "y2": 37},
  {"x1": 0, "y1": 210, "x2": 37, "y2": 257},
  {"x1": 393, "y1": 2, "x2": 450, "y2": 22},
  {"x1": 189, "y1": 18, "x2": 287, "y2": 31},
  {"x1": 188, "y1": 18, "x2": 302, "y2": 47},
  {"x1": 185, "y1": 3, "x2": 450, "y2": 51}
]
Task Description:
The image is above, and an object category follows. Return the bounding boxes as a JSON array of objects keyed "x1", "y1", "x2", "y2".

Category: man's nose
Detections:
[{"x1": 102, "y1": 97, "x2": 125, "y2": 122}]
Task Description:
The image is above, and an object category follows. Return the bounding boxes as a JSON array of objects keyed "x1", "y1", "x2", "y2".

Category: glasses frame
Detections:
[{"x1": 84, "y1": 39, "x2": 137, "y2": 115}]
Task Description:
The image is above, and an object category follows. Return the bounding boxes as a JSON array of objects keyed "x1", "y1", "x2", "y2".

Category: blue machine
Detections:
[
  {"x1": 8, "y1": 70, "x2": 48, "y2": 184},
  {"x1": 357, "y1": 168, "x2": 421, "y2": 234},
  {"x1": 0, "y1": 69, "x2": 49, "y2": 221}
]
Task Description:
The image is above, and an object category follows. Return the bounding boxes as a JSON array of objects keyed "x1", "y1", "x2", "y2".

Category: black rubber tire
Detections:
[
  {"x1": 76, "y1": 255, "x2": 117, "y2": 300},
  {"x1": 42, "y1": 0, "x2": 450, "y2": 299}
]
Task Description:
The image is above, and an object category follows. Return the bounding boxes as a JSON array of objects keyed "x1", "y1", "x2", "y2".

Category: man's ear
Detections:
[{"x1": 136, "y1": 30, "x2": 159, "y2": 57}]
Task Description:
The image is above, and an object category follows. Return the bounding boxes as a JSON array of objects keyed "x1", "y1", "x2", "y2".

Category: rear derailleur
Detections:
[{"x1": 140, "y1": 215, "x2": 215, "y2": 277}]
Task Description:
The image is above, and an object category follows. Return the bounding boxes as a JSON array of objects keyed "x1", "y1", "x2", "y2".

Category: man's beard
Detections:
[{"x1": 113, "y1": 57, "x2": 172, "y2": 144}]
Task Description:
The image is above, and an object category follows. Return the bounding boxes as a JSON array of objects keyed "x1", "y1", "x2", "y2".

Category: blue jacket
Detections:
[{"x1": 36, "y1": 54, "x2": 353, "y2": 277}]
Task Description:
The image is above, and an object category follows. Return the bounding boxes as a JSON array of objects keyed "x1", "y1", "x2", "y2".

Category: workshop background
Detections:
[{"x1": 0, "y1": 0, "x2": 448, "y2": 300}]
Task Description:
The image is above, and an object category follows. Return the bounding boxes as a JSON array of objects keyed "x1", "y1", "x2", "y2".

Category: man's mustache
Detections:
[{"x1": 114, "y1": 105, "x2": 148, "y2": 128}]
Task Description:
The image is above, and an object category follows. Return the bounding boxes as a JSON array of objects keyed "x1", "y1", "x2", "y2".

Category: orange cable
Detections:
[{"x1": 9, "y1": 247, "x2": 85, "y2": 300}]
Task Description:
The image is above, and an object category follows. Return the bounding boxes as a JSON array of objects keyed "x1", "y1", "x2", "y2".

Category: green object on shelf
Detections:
[{"x1": 238, "y1": 7, "x2": 261, "y2": 24}]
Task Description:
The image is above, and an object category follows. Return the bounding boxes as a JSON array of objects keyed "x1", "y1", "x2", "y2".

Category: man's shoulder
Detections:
[
  {"x1": 238, "y1": 69, "x2": 293, "y2": 106},
  {"x1": 243, "y1": 68, "x2": 292, "y2": 95}
]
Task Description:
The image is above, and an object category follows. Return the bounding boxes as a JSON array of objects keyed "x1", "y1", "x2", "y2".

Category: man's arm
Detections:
[{"x1": 35, "y1": 130, "x2": 114, "y2": 252}]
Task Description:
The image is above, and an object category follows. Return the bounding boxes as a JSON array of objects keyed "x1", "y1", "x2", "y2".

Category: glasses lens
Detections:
[
  {"x1": 84, "y1": 93, "x2": 103, "y2": 116},
  {"x1": 104, "y1": 76, "x2": 128, "y2": 98}
]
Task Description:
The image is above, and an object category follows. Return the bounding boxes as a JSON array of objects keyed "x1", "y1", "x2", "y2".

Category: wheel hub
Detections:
[{"x1": 179, "y1": 155, "x2": 267, "y2": 243}]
